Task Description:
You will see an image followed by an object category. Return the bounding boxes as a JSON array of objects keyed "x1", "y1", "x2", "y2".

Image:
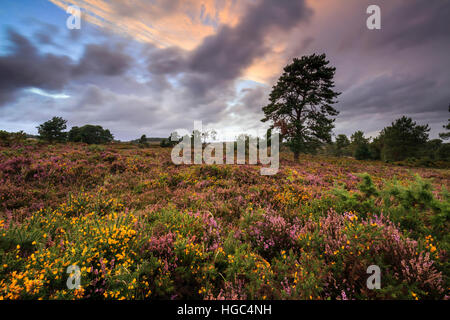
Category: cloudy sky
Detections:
[{"x1": 0, "y1": 0, "x2": 449, "y2": 141}]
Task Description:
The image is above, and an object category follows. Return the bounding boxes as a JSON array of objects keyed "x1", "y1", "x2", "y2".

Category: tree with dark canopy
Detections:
[
  {"x1": 262, "y1": 54, "x2": 340, "y2": 160},
  {"x1": 37, "y1": 116, "x2": 67, "y2": 143},
  {"x1": 379, "y1": 116, "x2": 430, "y2": 162},
  {"x1": 139, "y1": 134, "x2": 147, "y2": 144},
  {"x1": 68, "y1": 125, "x2": 114, "y2": 144},
  {"x1": 350, "y1": 131, "x2": 371, "y2": 160},
  {"x1": 137, "y1": 134, "x2": 149, "y2": 147},
  {"x1": 334, "y1": 134, "x2": 350, "y2": 156}
]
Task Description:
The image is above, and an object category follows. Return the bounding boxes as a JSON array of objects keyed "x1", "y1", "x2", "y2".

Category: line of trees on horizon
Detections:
[
  {"x1": 1, "y1": 113, "x2": 448, "y2": 167},
  {"x1": 323, "y1": 115, "x2": 450, "y2": 164},
  {"x1": 35, "y1": 117, "x2": 114, "y2": 145},
  {"x1": 159, "y1": 113, "x2": 450, "y2": 166}
]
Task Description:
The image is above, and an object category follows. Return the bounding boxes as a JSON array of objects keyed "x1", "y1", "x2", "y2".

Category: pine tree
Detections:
[{"x1": 262, "y1": 54, "x2": 340, "y2": 160}]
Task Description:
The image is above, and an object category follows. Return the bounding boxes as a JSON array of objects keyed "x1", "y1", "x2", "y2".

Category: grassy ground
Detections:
[{"x1": 0, "y1": 142, "x2": 448, "y2": 299}]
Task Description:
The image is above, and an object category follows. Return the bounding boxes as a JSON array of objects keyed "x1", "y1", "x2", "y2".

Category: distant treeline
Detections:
[
  {"x1": 158, "y1": 116, "x2": 450, "y2": 168},
  {"x1": 0, "y1": 117, "x2": 114, "y2": 146},
  {"x1": 1, "y1": 113, "x2": 449, "y2": 168},
  {"x1": 318, "y1": 116, "x2": 450, "y2": 167}
]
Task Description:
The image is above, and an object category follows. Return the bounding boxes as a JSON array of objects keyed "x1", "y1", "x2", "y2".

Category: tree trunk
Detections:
[{"x1": 293, "y1": 151, "x2": 299, "y2": 161}]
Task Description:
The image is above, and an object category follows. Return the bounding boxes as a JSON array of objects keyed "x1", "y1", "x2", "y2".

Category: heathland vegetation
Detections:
[{"x1": 0, "y1": 54, "x2": 448, "y2": 300}]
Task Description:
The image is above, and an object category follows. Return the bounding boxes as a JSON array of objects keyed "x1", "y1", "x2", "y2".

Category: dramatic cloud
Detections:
[
  {"x1": 188, "y1": 0, "x2": 311, "y2": 85},
  {"x1": 144, "y1": 0, "x2": 311, "y2": 107},
  {"x1": 366, "y1": 0, "x2": 450, "y2": 50},
  {"x1": 73, "y1": 44, "x2": 132, "y2": 76},
  {"x1": 0, "y1": 0, "x2": 449, "y2": 140},
  {"x1": 0, "y1": 29, "x2": 73, "y2": 105},
  {"x1": 49, "y1": 0, "x2": 243, "y2": 49},
  {"x1": 0, "y1": 28, "x2": 134, "y2": 106}
]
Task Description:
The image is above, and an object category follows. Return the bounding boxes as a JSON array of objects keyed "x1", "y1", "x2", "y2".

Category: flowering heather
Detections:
[{"x1": 0, "y1": 143, "x2": 449, "y2": 300}]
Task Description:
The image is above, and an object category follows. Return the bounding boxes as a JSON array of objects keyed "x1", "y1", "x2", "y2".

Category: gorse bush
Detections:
[{"x1": 330, "y1": 173, "x2": 449, "y2": 241}]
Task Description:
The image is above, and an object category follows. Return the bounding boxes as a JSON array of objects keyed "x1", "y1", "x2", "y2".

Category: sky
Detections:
[{"x1": 0, "y1": 0, "x2": 449, "y2": 141}]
